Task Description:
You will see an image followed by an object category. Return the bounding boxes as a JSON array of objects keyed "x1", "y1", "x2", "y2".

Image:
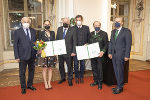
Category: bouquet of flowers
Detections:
[
  {"x1": 33, "y1": 40, "x2": 47, "y2": 50},
  {"x1": 33, "y1": 40, "x2": 47, "y2": 58}
]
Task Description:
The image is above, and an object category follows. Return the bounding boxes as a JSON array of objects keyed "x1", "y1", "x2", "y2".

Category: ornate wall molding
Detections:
[
  {"x1": 133, "y1": 0, "x2": 144, "y2": 23},
  {"x1": 131, "y1": 0, "x2": 146, "y2": 56}
]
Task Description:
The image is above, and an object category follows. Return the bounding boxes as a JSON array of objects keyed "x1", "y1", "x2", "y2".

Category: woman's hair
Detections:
[{"x1": 43, "y1": 20, "x2": 51, "y2": 24}]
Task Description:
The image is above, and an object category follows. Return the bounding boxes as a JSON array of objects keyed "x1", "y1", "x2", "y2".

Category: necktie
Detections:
[
  {"x1": 63, "y1": 29, "x2": 66, "y2": 39},
  {"x1": 26, "y1": 29, "x2": 30, "y2": 40},
  {"x1": 115, "y1": 30, "x2": 119, "y2": 40}
]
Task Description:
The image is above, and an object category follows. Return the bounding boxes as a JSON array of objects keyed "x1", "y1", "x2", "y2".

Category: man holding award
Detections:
[
  {"x1": 90, "y1": 21, "x2": 108, "y2": 90},
  {"x1": 73, "y1": 15, "x2": 90, "y2": 84},
  {"x1": 56, "y1": 17, "x2": 76, "y2": 86}
]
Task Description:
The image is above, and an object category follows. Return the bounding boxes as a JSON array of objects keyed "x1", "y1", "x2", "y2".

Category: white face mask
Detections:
[
  {"x1": 76, "y1": 21, "x2": 82, "y2": 26},
  {"x1": 22, "y1": 23, "x2": 30, "y2": 29}
]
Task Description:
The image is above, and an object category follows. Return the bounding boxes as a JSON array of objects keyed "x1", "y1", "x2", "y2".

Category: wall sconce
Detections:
[{"x1": 111, "y1": 3, "x2": 117, "y2": 9}]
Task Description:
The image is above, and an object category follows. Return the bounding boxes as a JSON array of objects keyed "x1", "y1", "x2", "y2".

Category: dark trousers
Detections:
[
  {"x1": 19, "y1": 58, "x2": 35, "y2": 89},
  {"x1": 91, "y1": 57, "x2": 103, "y2": 83},
  {"x1": 112, "y1": 54, "x2": 125, "y2": 89},
  {"x1": 58, "y1": 55, "x2": 73, "y2": 80},
  {"x1": 74, "y1": 56, "x2": 85, "y2": 78}
]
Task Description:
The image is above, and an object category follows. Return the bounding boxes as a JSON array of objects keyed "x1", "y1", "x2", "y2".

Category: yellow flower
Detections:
[{"x1": 39, "y1": 43, "x2": 42, "y2": 47}]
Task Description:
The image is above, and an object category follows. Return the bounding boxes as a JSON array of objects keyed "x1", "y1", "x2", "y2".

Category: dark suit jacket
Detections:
[
  {"x1": 13, "y1": 27, "x2": 37, "y2": 60},
  {"x1": 108, "y1": 27, "x2": 132, "y2": 59},
  {"x1": 73, "y1": 25, "x2": 90, "y2": 46},
  {"x1": 90, "y1": 30, "x2": 108, "y2": 53},
  {"x1": 56, "y1": 26, "x2": 76, "y2": 55},
  {"x1": 38, "y1": 30, "x2": 55, "y2": 42}
]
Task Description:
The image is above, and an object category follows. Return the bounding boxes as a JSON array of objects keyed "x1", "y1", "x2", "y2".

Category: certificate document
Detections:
[
  {"x1": 53, "y1": 39, "x2": 67, "y2": 55},
  {"x1": 44, "y1": 41, "x2": 54, "y2": 56},
  {"x1": 76, "y1": 46, "x2": 89, "y2": 60},
  {"x1": 88, "y1": 43, "x2": 100, "y2": 59},
  {"x1": 76, "y1": 42, "x2": 100, "y2": 60},
  {"x1": 44, "y1": 39, "x2": 67, "y2": 57}
]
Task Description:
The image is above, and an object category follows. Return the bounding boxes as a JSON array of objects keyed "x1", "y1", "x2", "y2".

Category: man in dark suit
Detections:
[
  {"x1": 56, "y1": 17, "x2": 76, "y2": 86},
  {"x1": 73, "y1": 15, "x2": 90, "y2": 84},
  {"x1": 108, "y1": 17, "x2": 132, "y2": 94},
  {"x1": 13, "y1": 17, "x2": 37, "y2": 94},
  {"x1": 90, "y1": 21, "x2": 108, "y2": 90}
]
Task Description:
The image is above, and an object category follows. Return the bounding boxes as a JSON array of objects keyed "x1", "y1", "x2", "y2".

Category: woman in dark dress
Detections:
[{"x1": 38, "y1": 20, "x2": 56, "y2": 90}]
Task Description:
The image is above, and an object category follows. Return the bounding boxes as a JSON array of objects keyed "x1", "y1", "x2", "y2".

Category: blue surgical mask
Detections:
[
  {"x1": 95, "y1": 27, "x2": 100, "y2": 32},
  {"x1": 115, "y1": 22, "x2": 121, "y2": 28}
]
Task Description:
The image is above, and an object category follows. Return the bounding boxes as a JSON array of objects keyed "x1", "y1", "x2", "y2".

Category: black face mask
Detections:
[
  {"x1": 44, "y1": 25, "x2": 50, "y2": 30},
  {"x1": 63, "y1": 23, "x2": 69, "y2": 28}
]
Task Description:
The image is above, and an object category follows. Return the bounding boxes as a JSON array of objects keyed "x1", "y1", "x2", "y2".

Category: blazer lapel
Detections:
[
  {"x1": 60, "y1": 27, "x2": 64, "y2": 39},
  {"x1": 65, "y1": 27, "x2": 71, "y2": 38},
  {"x1": 20, "y1": 27, "x2": 29, "y2": 41}
]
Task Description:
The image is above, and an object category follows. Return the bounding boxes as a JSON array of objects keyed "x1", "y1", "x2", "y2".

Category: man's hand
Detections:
[
  {"x1": 84, "y1": 43, "x2": 88, "y2": 46},
  {"x1": 108, "y1": 54, "x2": 112, "y2": 59},
  {"x1": 71, "y1": 53, "x2": 76, "y2": 56},
  {"x1": 124, "y1": 57, "x2": 129, "y2": 61},
  {"x1": 99, "y1": 51, "x2": 104, "y2": 57},
  {"x1": 16, "y1": 59, "x2": 20, "y2": 62}
]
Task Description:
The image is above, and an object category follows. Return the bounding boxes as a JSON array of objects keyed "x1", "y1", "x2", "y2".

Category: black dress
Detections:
[{"x1": 36, "y1": 30, "x2": 56, "y2": 67}]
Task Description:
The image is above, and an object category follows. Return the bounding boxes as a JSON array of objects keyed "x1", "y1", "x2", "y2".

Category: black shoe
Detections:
[
  {"x1": 112, "y1": 87, "x2": 117, "y2": 92},
  {"x1": 21, "y1": 89, "x2": 26, "y2": 94},
  {"x1": 68, "y1": 80, "x2": 73, "y2": 86},
  {"x1": 27, "y1": 86, "x2": 36, "y2": 91},
  {"x1": 90, "y1": 82, "x2": 98, "y2": 87},
  {"x1": 58, "y1": 79, "x2": 66, "y2": 84},
  {"x1": 75, "y1": 78, "x2": 79, "y2": 84},
  {"x1": 112, "y1": 88, "x2": 123, "y2": 94},
  {"x1": 98, "y1": 83, "x2": 102, "y2": 90},
  {"x1": 80, "y1": 78, "x2": 84, "y2": 83}
]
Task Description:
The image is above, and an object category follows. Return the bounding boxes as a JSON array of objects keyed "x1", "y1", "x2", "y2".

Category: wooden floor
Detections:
[{"x1": 0, "y1": 59, "x2": 150, "y2": 87}]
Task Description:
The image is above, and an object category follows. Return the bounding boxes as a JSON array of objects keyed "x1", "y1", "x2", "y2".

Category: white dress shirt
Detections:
[
  {"x1": 63, "y1": 27, "x2": 68, "y2": 36},
  {"x1": 23, "y1": 28, "x2": 31, "y2": 39}
]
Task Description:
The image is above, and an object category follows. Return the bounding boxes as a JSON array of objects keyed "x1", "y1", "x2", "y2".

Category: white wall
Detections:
[
  {"x1": 73, "y1": 0, "x2": 111, "y2": 36},
  {"x1": 56, "y1": 0, "x2": 74, "y2": 27}
]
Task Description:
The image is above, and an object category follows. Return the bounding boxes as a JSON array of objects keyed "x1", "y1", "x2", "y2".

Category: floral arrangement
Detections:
[
  {"x1": 33, "y1": 40, "x2": 47, "y2": 58},
  {"x1": 33, "y1": 40, "x2": 47, "y2": 50},
  {"x1": 70, "y1": 18, "x2": 76, "y2": 26}
]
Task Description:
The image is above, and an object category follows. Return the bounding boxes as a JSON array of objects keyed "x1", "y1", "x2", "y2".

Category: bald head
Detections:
[
  {"x1": 62, "y1": 17, "x2": 70, "y2": 24},
  {"x1": 21, "y1": 17, "x2": 31, "y2": 24},
  {"x1": 93, "y1": 21, "x2": 101, "y2": 27}
]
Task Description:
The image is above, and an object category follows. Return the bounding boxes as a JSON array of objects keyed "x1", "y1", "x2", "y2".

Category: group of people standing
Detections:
[{"x1": 13, "y1": 15, "x2": 132, "y2": 95}]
